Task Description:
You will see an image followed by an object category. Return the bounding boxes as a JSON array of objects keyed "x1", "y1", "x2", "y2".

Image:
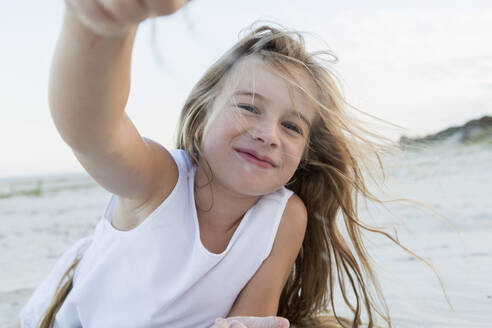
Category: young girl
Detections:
[{"x1": 18, "y1": 1, "x2": 420, "y2": 327}]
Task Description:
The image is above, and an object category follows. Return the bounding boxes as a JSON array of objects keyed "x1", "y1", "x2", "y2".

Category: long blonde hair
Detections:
[
  {"x1": 40, "y1": 23, "x2": 443, "y2": 328},
  {"x1": 175, "y1": 24, "x2": 442, "y2": 327}
]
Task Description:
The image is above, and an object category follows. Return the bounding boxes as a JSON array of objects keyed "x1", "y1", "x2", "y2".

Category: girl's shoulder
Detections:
[
  {"x1": 167, "y1": 148, "x2": 193, "y2": 172},
  {"x1": 261, "y1": 185, "x2": 295, "y2": 204},
  {"x1": 107, "y1": 148, "x2": 191, "y2": 232}
]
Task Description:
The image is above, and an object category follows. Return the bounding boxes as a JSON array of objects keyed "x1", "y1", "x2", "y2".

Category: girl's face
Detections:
[{"x1": 200, "y1": 56, "x2": 316, "y2": 196}]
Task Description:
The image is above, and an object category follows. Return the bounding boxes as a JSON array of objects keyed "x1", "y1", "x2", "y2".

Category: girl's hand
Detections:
[
  {"x1": 64, "y1": 0, "x2": 189, "y2": 37},
  {"x1": 210, "y1": 316, "x2": 290, "y2": 328}
]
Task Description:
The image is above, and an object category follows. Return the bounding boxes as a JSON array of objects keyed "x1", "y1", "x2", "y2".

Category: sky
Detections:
[{"x1": 1, "y1": 0, "x2": 491, "y2": 178}]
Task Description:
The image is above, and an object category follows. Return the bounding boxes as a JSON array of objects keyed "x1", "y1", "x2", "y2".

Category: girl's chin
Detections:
[
  {"x1": 227, "y1": 178, "x2": 282, "y2": 196},
  {"x1": 211, "y1": 163, "x2": 287, "y2": 194}
]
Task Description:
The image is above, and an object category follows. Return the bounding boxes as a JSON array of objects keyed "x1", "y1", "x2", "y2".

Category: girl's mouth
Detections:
[{"x1": 234, "y1": 149, "x2": 276, "y2": 169}]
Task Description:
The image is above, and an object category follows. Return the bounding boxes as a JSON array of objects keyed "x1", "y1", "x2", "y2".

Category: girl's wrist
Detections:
[{"x1": 64, "y1": 7, "x2": 137, "y2": 42}]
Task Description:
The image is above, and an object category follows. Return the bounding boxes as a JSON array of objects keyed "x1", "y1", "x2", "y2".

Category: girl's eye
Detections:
[
  {"x1": 282, "y1": 122, "x2": 303, "y2": 135},
  {"x1": 238, "y1": 104, "x2": 258, "y2": 113},
  {"x1": 237, "y1": 104, "x2": 303, "y2": 135}
]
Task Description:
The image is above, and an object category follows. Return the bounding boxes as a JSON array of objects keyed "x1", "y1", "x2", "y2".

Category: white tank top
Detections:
[{"x1": 20, "y1": 149, "x2": 294, "y2": 328}]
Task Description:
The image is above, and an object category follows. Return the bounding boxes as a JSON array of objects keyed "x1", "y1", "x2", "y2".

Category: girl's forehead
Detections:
[{"x1": 232, "y1": 56, "x2": 306, "y2": 87}]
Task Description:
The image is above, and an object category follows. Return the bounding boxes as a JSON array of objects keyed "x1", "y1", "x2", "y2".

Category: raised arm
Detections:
[
  {"x1": 49, "y1": 8, "x2": 138, "y2": 154},
  {"x1": 49, "y1": 1, "x2": 186, "y2": 204}
]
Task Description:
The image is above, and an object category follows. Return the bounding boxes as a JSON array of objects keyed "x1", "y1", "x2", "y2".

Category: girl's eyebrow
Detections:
[
  {"x1": 234, "y1": 90, "x2": 268, "y2": 102},
  {"x1": 233, "y1": 90, "x2": 312, "y2": 128},
  {"x1": 286, "y1": 109, "x2": 311, "y2": 128}
]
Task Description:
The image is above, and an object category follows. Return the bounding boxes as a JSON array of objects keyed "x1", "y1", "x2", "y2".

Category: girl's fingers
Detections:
[
  {"x1": 65, "y1": 0, "x2": 189, "y2": 37},
  {"x1": 226, "y1": 316, "x2": 290, "y2": 328},
  {"x1": 66, "y1": 0, "x2": 128, "y2": 37},
  {"x1": 98, "y1": 0, "x2": 149, "y2": 23},
  {"x1": 228, "y1": 320, "x2": 248, "y2": 328},
  {"x1": 212, "y1": 317, "x2": 229, "y2": 328},
  {"x1": 143, "y1": 0, "x2": 188, "y2": 17}
]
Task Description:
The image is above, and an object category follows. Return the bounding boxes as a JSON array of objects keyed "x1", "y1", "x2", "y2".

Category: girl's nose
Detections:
[{"x1": 249, "y1": 121, "x2": 280, "y2": 147}]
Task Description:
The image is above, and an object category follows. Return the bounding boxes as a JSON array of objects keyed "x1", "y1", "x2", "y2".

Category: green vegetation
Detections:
[
  {"x1": 399, "y1": 115, "x2": 492, "y2": 150},
  {"x1": 0, "y1": 180, "x2": 43, "y2": 199}
]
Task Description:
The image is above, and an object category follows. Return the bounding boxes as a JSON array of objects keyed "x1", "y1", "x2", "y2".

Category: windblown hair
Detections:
[
  {"x1": 39, "y1": 23, "x2": 443, "y2": 328},
  {"x1": 39, "y1": 254, "x2": 82, "y2": 328},
  {"x1": 174, "y1": 24, "x2": 422, "y2": 327}
]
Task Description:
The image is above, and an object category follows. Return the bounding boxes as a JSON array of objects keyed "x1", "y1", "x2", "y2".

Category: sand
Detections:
[{"x1": 1, "y1": 144, "x2": 491, "y2": 327}]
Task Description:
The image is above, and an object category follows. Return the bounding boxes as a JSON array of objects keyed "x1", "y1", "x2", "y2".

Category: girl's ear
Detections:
[{"x1": 198, "y1": 126, "x2": 205, "y2": 140}]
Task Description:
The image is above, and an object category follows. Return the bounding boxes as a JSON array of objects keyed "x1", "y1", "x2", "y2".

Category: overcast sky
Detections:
[{"x1": 1, "y1": 0, "x2": 491, "y2": 178}]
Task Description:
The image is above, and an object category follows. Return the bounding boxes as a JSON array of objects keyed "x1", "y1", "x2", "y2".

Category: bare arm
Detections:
[
  {"x1": 207, "y1": 196, "x2": 307, "y2": 328},
  {"x1": 227, "y1": 195, "x2": 308, "y2": 316},
  {"x1": 49, "y1": 10, "x2": 136, "y2": 153},
  {"x1": 49, "y1": 2, "x2": 185, "y2": 202}
]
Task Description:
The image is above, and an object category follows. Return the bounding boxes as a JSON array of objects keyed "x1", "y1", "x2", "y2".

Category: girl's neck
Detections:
[{"x1": 194, "y1": 167, "x2": 260, "y2": 233}]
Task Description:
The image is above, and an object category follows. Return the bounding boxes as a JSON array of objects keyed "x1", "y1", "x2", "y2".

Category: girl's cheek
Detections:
[
  {"x1": 282, "y1": 147, "x2": 302, "y2": 166},
  {"x1": 290, "y1": 141, "x2": 305, "y2": 156},
  {"x1": 294, "y1": 145, "x2": 306, "y2": 165},
  {"x1": 232, "y1": 114, "x2": 254, "y2": 133}
]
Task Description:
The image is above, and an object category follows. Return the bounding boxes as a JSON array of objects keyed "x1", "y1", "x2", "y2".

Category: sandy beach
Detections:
[{"x1": 1, "y1": 142, "x2": 491, "y2": 327}]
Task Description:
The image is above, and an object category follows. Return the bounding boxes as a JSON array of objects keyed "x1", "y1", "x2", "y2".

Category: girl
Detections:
[{"x1": 18, "y1": 0, "x2": 425, "y2": 327}]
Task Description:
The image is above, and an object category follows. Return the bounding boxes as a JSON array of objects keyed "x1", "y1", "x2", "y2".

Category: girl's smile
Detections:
[
  {"x1": 234, "y1": 147, "x2": 277, "y2": 169},
  {"x1": 199, "y1": 56, "x2": 316, "y2": 197}
]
